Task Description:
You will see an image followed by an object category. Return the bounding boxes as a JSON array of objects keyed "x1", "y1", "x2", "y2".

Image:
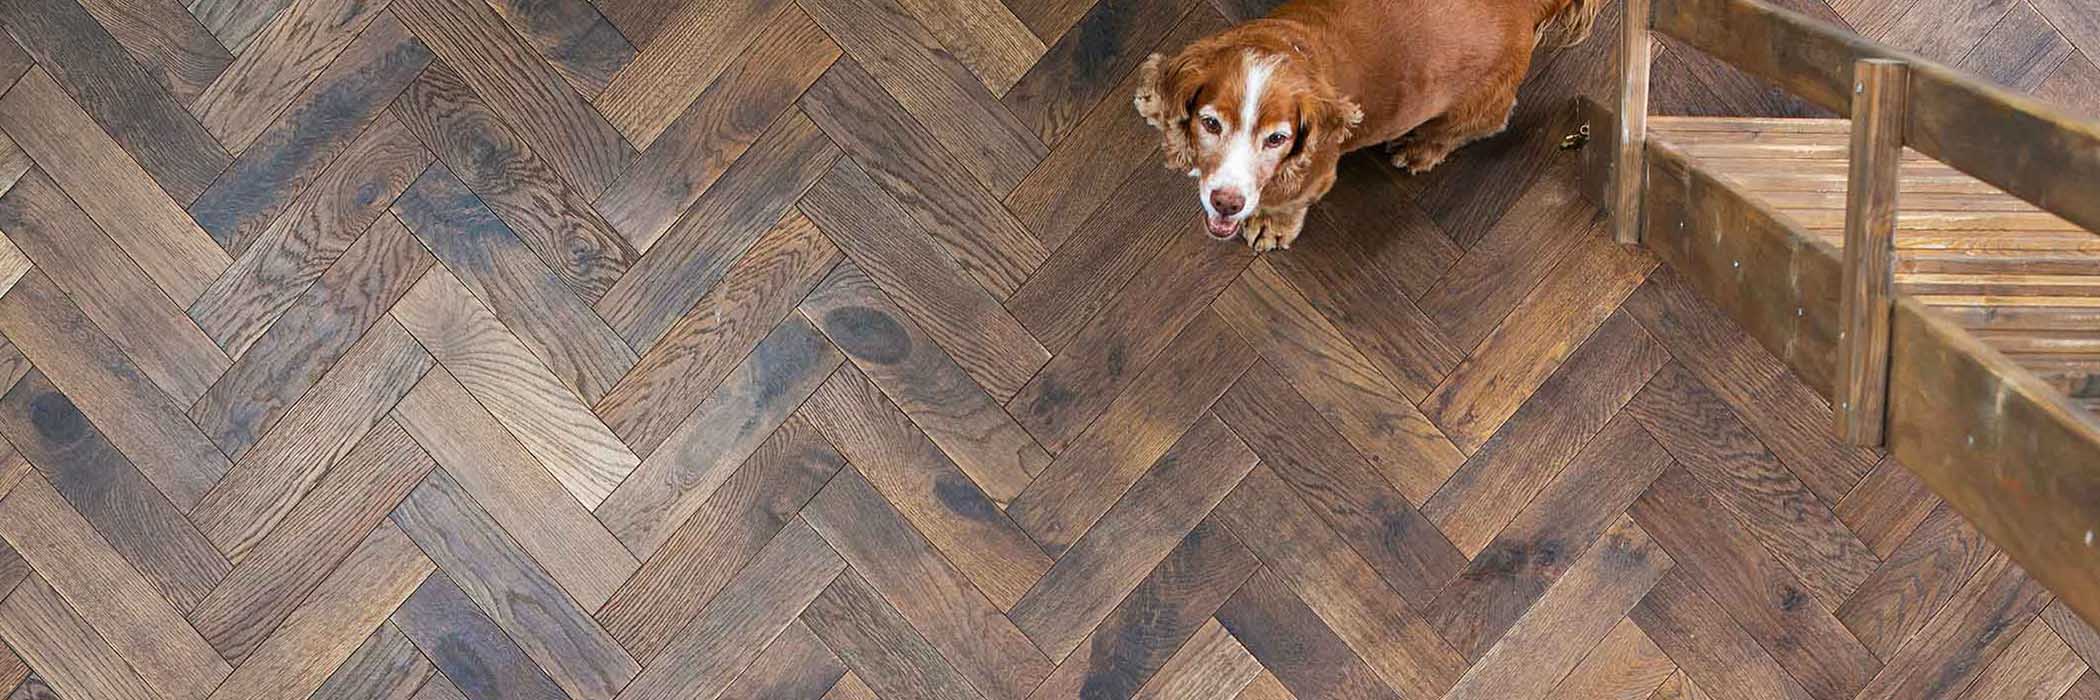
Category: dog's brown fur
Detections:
[{"x1": 1135, "y1": 0, "x2": 1604, "y2": 249}]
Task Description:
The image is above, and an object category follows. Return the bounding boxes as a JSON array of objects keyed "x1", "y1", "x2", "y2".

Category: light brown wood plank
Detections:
[
  {"x1": 482, "y1": 0, "x2": 632, "y2": 97},
  {"x1": 802, "y1": 570, "x2": 986, "y2": 700},
  {"x1": 390, "y1": 572, "x2": 569, "y2": 700},
  {"x1": 189, "y1": 0, "x2": 388, "y2": 153},
  {"x1": 593, "y1": 0, "x2": 790, "y2": 150},
  {"x1": 206, "y1": 523, "x2": 433, "y2": 700},
  {"x1": 826, "y1": 673, "x2": 879, "y2": 700},
  {"x1": 70, "y1": 0, "x2": 228, "y2": 103},
  {"x1": 1128, "y1": 619, "x2": 1264, "y2": 700},
  {"x1": 1000, "y1": 0, "x2": 1196, "y2": 145},
  {"x1": 1855, "y1": 551, "x2": 2055, "y2": 700},
  {"x1": 594, "y1": 314, "x2": 842, "y2": 555},
  {"x1": 1234, "y1": 672, "x2": 1295, "y2": 700},
  {"x1": 1837, "y1": 454, "x2": 1943, "y2": 559},
  {"x1": 1958, "y1": 619, "x2": 2087, "y2": 700},
  {"x1": 0, "y1": 575, "x2": 159, "y2": 700},
  {"x1": 310, "y1": 622, "x2": 436, "y2": 700},
  {"x1": 716, "y1": 620, "x2": 850, "y2": 700},
  {"x1": 894, "y1": 0, "x2": 1040, "y2": 93},
  {"x1": 1630, "y1": 569, "x2": 1816, "y2": 700},
  {"x1": 0, "y1": 68, "x2": 230, "y2": 306},
  {"x1": 2045, "y1": 599, "x2": 2100, "y2": 670},
  {"x1": 1836, "y1": 502, "x2": 1998, "y2": 659},
  {"x1": 0, "y1": 134, "x2": 30, "y2": 199},
  {"x1": 1552, "y1": 619, "x2": 1678, "y2": 700},
  {"x1": 1214, "y1": 567, "x2": 1405, "y2": 700}
]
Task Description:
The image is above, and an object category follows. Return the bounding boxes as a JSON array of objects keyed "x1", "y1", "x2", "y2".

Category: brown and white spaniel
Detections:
[{"x1": 1135, "y1": 0, "x2": 1605, "y2": 250}]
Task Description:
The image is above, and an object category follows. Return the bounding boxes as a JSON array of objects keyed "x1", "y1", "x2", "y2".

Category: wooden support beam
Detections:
[
  {"x1": 1835, "y1": 59, "x2": 1908, "y2": 446},
  {"x1": 1609, "y1": 0, "x2": 1652, "y2": 244}
]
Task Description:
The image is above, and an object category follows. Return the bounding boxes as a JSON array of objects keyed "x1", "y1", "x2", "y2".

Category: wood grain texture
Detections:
[
  {"x1": 1837, "y1": 502, "x2": 1998, "y2": 659},
  {"x1": 1128, "y1": 619, "x2": 1264, "y2": 700},
  {"x1": 0, "y1": 0, "x2": 230, "y2": 202},
  {"x1": 482, "y1": 0, "x2": 633, "y2": 97},
  {"x1": 391, "y1": 572, "x2": 569, "y2": 700},
  {"x1": 310, "y1": 622, "x2": 436, "y2": 700},
  {"x1": 593, "y1": 0, "x2": 790, "y2": 150},
  {"x1": 1419, "y1": 154, "x2": 1597, "y2": 350},
  {"x1": 1000, "y1": 0, "x2": 1197, "y2": 145},
  {"x1": 70, "y1": 0, "x2": 229, "y2": 103},
  {"x1": 1551, "y1": 619, "x2": 1678, "y2": 700},
  {"x1": 717, "y1": 620, "x2": 850, "y2": 700},
  {"x1": 1004, "y1": 161, "x2": 1182, "y2": 344},
  {"x1": 893, "y1": 0, "x2": 1041, "y2": 93},
  {"x1": 802, "y1": 570, "x2": 986, "y2": 700},
  {"x1": 1958, "y1": 619, "x2": 2087, "y2": 700},
  {"x1": 1215, "y1": 567, "x2": 1405, "y2": 700},
  {"x1": 185, "y1": 0, "x2": 290, "y2": 52},
  {"x1": 0, "y1": 575, "x2": 160, "y2": 700},
  {"x1": 207, "y1": 523, "x2": 433, "y2": 700},
  {"x1": 1834, "y1": 59, "x2": 1907, "y2": 446},
  {"x1": 1631, "y1": 569, "x2": 1816, "y2": 700},
  {"x1": 1854, "y1": 551, "x2": 2055, "y2": 700},
  {"x1": 189, "y1": 0, "x2": 388, "y2": 153}
]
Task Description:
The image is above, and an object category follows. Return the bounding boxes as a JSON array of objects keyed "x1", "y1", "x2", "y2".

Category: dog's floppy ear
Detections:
[
  {"x1": 1280, "y1": 78, "x2": 1363, "y2": 178},
  {"x1": 1134, "y1": 51, "x2": 1201, "y2": 171}
]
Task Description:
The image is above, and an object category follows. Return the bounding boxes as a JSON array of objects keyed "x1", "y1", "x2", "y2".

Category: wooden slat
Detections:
[
  {"x1": 310, "y1": 623, "x2": 436, "y2": 700},
  {"x1": 593, "y1": 0, "x2": 789, "y2": 150},
  {"x1": 391, "y1": 573, "x2": 569, "y2": 700},
  {"x1": 892, "y1": 0, "x2": 1040, "y2": 93},
  {"x1": 1957, "y1": 619, "x2": 2088, "y2": 700},
  {"x1": 206, "y1": 523, "x2": 433, "y2": 700},
  {"x1": 1906, "y1": 62, "x2": 2100, "y2": 238},
  {"x1": 1612, "y1": 0, "x2": 1651, "y2": 243},
  {"x1": 1631, "y1": 569, "x2": 1816, "y2": 700},
  {"x1": 1000, "y1": 0, "x2": 1198, "y2": 145},
  {"x1": 70, "y1": 0, "x2": 228, "y2": 103},
  {"x1": 189, "y1": 0, "x2": 387, "y2": 153},
  {"x1": 1128, "y1": 619, "x2": 1264, "y2": 700},
  {"x1": 0, "y1": 575, "x2": 159, "y2": 700},
  {"x1": 482, "y1": 0, "x2": 632, "y2": 97},
  {"x1": 1004, "y1": 161, "x2": 1183, "y2": 345},
  {"x1": 1853, "y1": 550, "x2": 2055, "y2": 699},
  {"x1": 1214, "y1": 568, "x2": 1404, "y2": 700},
  {"x1": 1550, "y1": 619, "x2": 1678, "y2": 700},
  {"x1": 1835, "y1": 60, "x2": 1909, "y2": 446},
  {"x1": 1835, "y1": 502, "x2": 1996, "y2": 659},
  {"x1": 802, "y1": 570, "x2": 985, "y2": 700}
]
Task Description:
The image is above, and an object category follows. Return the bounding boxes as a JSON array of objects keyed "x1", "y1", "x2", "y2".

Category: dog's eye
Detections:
[
  {"x1": 1200, "y1": 116, "x2": 1222, "y2": 134},
  {"x1": 1264, "y1": 132, "x2": 1289, "y2": 148}
]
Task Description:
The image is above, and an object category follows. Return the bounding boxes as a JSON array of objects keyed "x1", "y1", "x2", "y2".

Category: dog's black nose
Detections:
[{"x1": 1211, "y1": 190, "x2": 1245, "y2": 216}]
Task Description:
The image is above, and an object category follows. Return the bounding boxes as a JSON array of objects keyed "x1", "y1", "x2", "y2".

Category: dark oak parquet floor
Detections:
[{"x1": 0, "y1": 0, "x2": 2095, "y2": 697}]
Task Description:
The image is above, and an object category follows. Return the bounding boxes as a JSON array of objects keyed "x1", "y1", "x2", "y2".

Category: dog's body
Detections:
[{"x1": 1136, "y1": 0, "x2": 1602, "y2": 250}]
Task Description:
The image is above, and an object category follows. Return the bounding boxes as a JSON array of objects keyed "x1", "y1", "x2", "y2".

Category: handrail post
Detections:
[
  {"x1": 1835, "y1": 58, "x2": 1909, "y2": 446},
  {"x1": 1610, "y1": 0, "x2": 1653, "y2": 244}
]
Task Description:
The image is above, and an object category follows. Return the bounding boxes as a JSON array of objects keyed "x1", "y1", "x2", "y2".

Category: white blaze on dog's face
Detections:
[{"x1": 1189, "y1": 53, "x2": 1295, "y2": 239}]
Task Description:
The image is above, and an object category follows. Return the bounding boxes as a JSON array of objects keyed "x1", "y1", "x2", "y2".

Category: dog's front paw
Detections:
[
  {"x1": 1393, "y1": 141, "x2": 1454, "y2": 175},
  {"x1": 1241, "y1": 214, "x2": 1294, "y2": 252}
]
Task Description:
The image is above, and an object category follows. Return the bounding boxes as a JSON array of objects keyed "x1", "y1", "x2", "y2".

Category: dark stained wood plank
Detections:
[
  {"x1": 189, "y1": 117, "x2": 434, "y2": 354},
  {"x1": 802, "y1": 570, "x2": 985, "y2": 700},
  {"x1": 800, "y1": 261, "x2": 1048, "y2": 507},
  {"x1": 891, "y1": 0, "x2": 1040, "y2": 94},
  {"x1": 595, "y1": 315, "x2": 842, "y2": 554},
  {"x1": 1445, "y1": 516, "x2": 1673, "y2": 699},
  {"x1": 68, "y1": 0, "x2": 228, "y2": 103},
  {"x1": 799, "y1": 159, "x2": 1048, "y2": 401},
  {"x1": 1128, "y1": 619, "x2": 1264, "y2": 699},
  {"x1": 0, "y1": 648, "x2": 22, "y2": 700},
  {"x1": 595, "y1": 415, "x2": 844, "y2": 662},
  {"x1": 1008, "y1": 221, "x2": 1252, "y2": 450},
  {"x1": 189, "y1": 215, "x2": 432, "y2": 459},
  {"x1": 1001, "y1": 0, "x2": 1198, "y2": 145},
  {"x1": 0, "y1": 30, "x2": 23, "y2": 88},
  {"x1": 0, "y1": 575, "x2": 159, "y2": 700},
  {"x1": 1005, "y1": 163, "x2": 1183, "y2": 343},
  {"x1": 593, "y1": 0, "x2": 790, "y2": 150},
  {"x1": 0, "y1": 0, "x2": 230, "y2": 202},
  {"x1": 0, "y1": 68, "x2": 230, "y2": 306},
  {"x1": 589, "y1": 0, "x2": 682, "y2": 44},
  {"x1": 311, "y1": 622, "x2": 436, "y2": 700},
  {"x1": 0, "y1": 476, "x2": 231, "y2": 698},
  {"x1": 0, "y1": 134, "x2": 30, "y2": 198},
  {"x1": 1299, "y1": 152, "x2": 1464, "y2": 299},
  {"x1": 1836, "y1": 455, "x2": 1941, "y2": 559},
  {"x1": 1628, "y1": 362, "x2": 1879, "y2": 608},
  {"x1": 1417, "y1": 154, "x2": 1600, "y2": 351},
  {"x1": 1423, "y1": 234, "x2": 1657, "y2": 453},
  {"x1": 1854, "y1": 551, "x2": 2055, "y2": 700},
  {"x1": 1213, "y1": 259, "x2": 1462, "y2": 506},
  {"x1": 1214, "y1": 567, "x2": 1404, "y2": 700},
  {"x1": 1027, "y1": 519, "x2": 1262, "y2": 700},
  {"x1": 1427, "y1": 413, "x2": 1673, "y2": 661},
  {"x1": 189, "y1": 419, "x2": 433, "y2": 664},
  {"x1": 1011, "y1": 415, "x2": 1255, "y2": 659},
  {"x1": 1007, "y1": 310, "x2": 1254, "y2": 557},
  {"x1": 1550, "y1": 618, "x2": 1678, "y2": 700},
  {"x1": 483, "y1": 0, "x2": 633, "y2": 97},
  {"x1": 0, "y1": 371, "x2": 230, "y2": 614},
  {"x1": 187, "y1": 17, "x2": 430, "y2": 256},
  {"x1": 208, "y1": 523, "x2": 433, "y2": 700},
  {"x1": 620, "y1": 520, "x2": 845, "y2": 700},
  {"x1": 390, "y1": 469, "x2": 640, "y2": 700},
  {"x1": 391, "y1": 573, "x2": 569, "y2": 700},
  {"x1": 596, "y1": 112, "x2": 838, "y2": 348},
  {"x1": 793, "y1": 460, "x2": 1050, "y2": 693},
  {"x1": 798, "y1": 0, "x2": 1045, "y2": 194},
  {"x1": 2066, "y1": 673, "x2": 2100, "y2": 700},
  {"x1": 1836, "y1": 502, "x2": 1998, "y2": 659},
  {"x1": 1215, "y1": 365, "x2": 1467, "y2": 608},
  {"x1": 1422, "y1": 313, "x2": 1671, "y2": 558},
  {"x1": 1630, "y1": 468, "x2": 1880, "y2": 699},
  {"x1": 596, "y1": 210, "x2": 840, "y2": 456},
  {"x1": 392, "y1": 367, "x2": 638, "y2": 609},
  {"x1": 1631, "y1": 569, "x2": 1817, "y2": 700},
  {"x1": 393, "y1": 164, "x2": 637, "y2": 403},
  {"x1": 717, "y1": 621, "x2": 849, "y2": 700},
  {"x1": 189, "y1": 0, "x2": 388, "y2": 153},
  {"x1": 803, "y1": 58, "x2": 1049, "y2": 299},
  {"x1": 392, "y1": 62, "x2": 633, "y2": 302},
  {"x1": 1957, "y1": 619, "x2": 2087, "y2": 700},
  {"x1": 800, "y1": 364, "x2": 1053, "y2": 611},
  {"x1": 1957, "y1": 0, "x2": 2073, "y2": 93},
  {"x1": 390, "y1": 0, "x2": 635, "y2": 196},
  {"x1": 595, "y1": 7, "x2": 835, "y2": 248},
  {"x1": 2044, "y1": 599, "x2": 2100, "y2": 670},
  {"x1": 0, "y1": 271, "x2": 229, "y2": 509},
  {"x1": 0, "y1": 168, "x2": 229, "y2": 405},
  {"x1": 185, "y1": 0, "x2": 289, "y2": 52},
  {"x1": 1215, "y1": 465, "x2": 1465, "y2": 698}
]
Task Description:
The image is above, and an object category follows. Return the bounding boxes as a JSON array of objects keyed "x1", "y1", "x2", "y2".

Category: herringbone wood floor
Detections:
[{"x1": 0, "y1": 0, "x2": 2096, "y2": 697}]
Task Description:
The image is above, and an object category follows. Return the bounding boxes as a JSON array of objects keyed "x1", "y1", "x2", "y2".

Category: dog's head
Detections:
[{"x1": 1135, "y1": 43, "x2": 1361, "y2": 240}]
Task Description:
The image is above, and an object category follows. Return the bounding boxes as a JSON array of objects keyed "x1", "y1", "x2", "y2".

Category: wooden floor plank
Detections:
[
  {"x1": 800, "y1": 261, "x2": 1049, "y2": 507},
  {"x1": 1423, "y1": 312, "x2": 1671, "y2": 559},
  {"x1": 1215, "y1": 567, "x2": 1405, "y2": 700},
  {"x1": 1631, "y1": 569, "x2": 1817, "y2": 700},
  {"x1": 0, "y1": 370, "x2": 231, "y2": 614},
  {"x1": 1837, "y1": 502, "x2": 1999, "y2": 659},
  {"x1": 1027, "y1": 519, "x2": 1262, "y2": 700},
  {"x1": 800, "y1": 465, "x2": 1053, "y2": 700},
  {"x1": 0, "y1": 575, "x2": 159, "y2": 700},
  {"x1": 391, "y1": 266, "x2": 639, "y2": 509},
  {"x1": 594, "y1": 7, "x2": 835, "y2": 249},
  {"x1": 391, "y1": 572, "x2": 569, "y2": 700},
  {"x1": 188, "y1": 319, "x2": 431, "y2": 560},
  {"x1": 827, "y1": 673, "x2": 880, "y2": 700},
  {"x1": 594, "y1": 314, "x2": 842, "y2": 554},
  {"x1": 189, "y1": 0, "x2": 388, "y2": 153},
  {"x1": 482, "y1": 0, "x2": 633, "y2": 97},
  {"x1": 1213, "y1": 259, "x2": 1463, "y2": 506},
  {"x1": 800, "y1": 364, "x2": 1053, "y2": 611},
  {"x1": 1006, "y1": 310, "x2": 1255, "y2": 557},
  {"x1": 206, "y1": 523, "x2": 433, "y2": 700},
  {"x1": 592, "y1": 0, "x2": 790, "y2": 151},
  {"x1": 0, "y1": 475, "x2": 231, "y2": 700},
  {"x1": 596, "y1": 112, "x2": 838, "y2": 348},
  {"x1": 188, "y1": 116, "x2": 434, "y2": 355},
  {"x1": 2044, "y1": 599, "x2": 2100, "y2": 671},
  {"x1": 0, "y1": 0, "x2": 230, "y2": 202},
  {"x1": 620, "y1": 520, "x2": 845, "y2": 700},
  {"x1": 893, "y1": 0, "x2": 1041, "y2": 94},
  {"x1": 0, "y1": 168, "x2": 229, "y2": 406},
  {"x1": 0, "y1": 68, "x2": 231, "y2": 306},
  {"x1": 189, "y1": 419, "x2": 435, "y2": 664},
  {"x1": 801, "y1": 59, "x2": 1047, "y2": 299},
  {"x1": 1296, "y1": 153, "x2": 1465, "y2": 299},
  {"x1": 1957, "y1": 619, "x2": 2087, "y2": 700},
  {"x1": 1214, "y1": 465, "x2": 1465, "y2": 698},
  {"x1": 1552, "y1": 618, "x2": 1678, "y2": 700},
  {"x1": 595, "y1": 210, "x2": 840, "y2": 457},
  {"x1": 389, "y1": 468, "x2": 640, "y2": 700},
  {"x1": 390, "y1": 0, "x2": 635, "y2": 196},
  {"x1": 1004, "y1": 160, "x2": 1185, "y2": 343},
  {"x1": 799, "y1": 159, "x2": 1048, "y2": 401},
  {"x1": 0, "y1": 649, "x2": 23, "y2": 700},
  {"x1": 802, "y1": 570, "x2": 985, "y2": 700},
  {"x1": 189, "y1": 215, "x2": 432, "y2": 459},
  {"x1": 0, "y1": 271, "x2": 230, "y2": 510},
  {"x1": 392, "y1": 367, "x2": 639, "y2": 610},
  {"x1": 716, "y1": 620, "x2": 850, "y2": 700},
  {"x1": 1854, "y1": 551, "x2": 2055, "y2": 700},
  {"x1": 310, "y1": 622, "x2": 436, "y2": 700},
  {"x1": 1417, "y1": 154, "x2": 1596, "y2": 350},
  {"x1": 595, "y1": 415, "x2": 844, "y2": 662},
  {"x1": 393, "y1": 164, "x2": 637, "y2": 403},
  {"x1": 1128, "y1": 619, "x2": 1265, "y2": 700},
  {"x1": 1011, "y1": 415, "x2": 1256, "y2": 660},
  {"x1": 1836, "y1": 455, "x2": 1942, "y2": 559},
  {"x1": 1000, "y1": 0, "x2": 1196, "y2": 146},
  {"x1": 69, "y1": 0, "x2": 229, "y2": 104}
]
